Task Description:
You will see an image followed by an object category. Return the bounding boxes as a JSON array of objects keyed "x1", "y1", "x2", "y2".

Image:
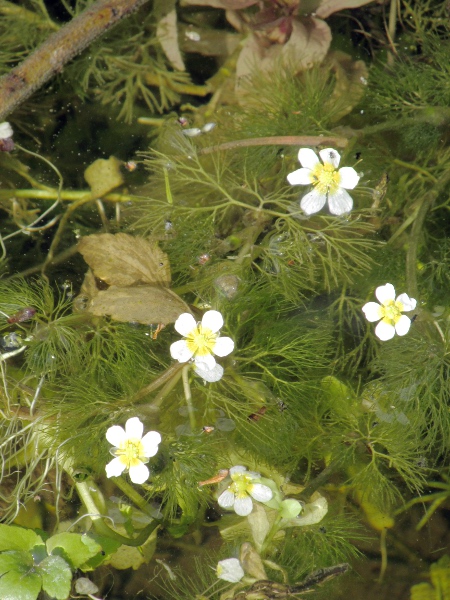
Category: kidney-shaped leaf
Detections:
[
  {"x1": 39, "y1": 555, "x2": 72, "y2": 600},
  {"x1": 0, "y1": 551, "x2": 42, "y2": 600}
]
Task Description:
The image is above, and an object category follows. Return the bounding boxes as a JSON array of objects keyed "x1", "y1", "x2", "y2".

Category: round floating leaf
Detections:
[
  {"x1": 0, "y1": 551, "x2": 42, "y2": 600},
  {"x1": 0, "y1": 524, "x2": 44, "y2": 553},
  {"x1": 46, "y1": 533, "x2": 102, "y2": 569},
  {"x1": 38, "y1": 555, "x2": 72, "y2": 600},
  {"x1": 84, "y1": 156, "x2": 124, "y2": 198}
]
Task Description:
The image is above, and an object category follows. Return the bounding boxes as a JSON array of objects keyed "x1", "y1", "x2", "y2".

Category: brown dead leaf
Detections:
[
  {"x1": 77, "y1": 233, "x2": 171, "y2": 287},
  {"x1": 157, "y1": 9, "x2": 185, "y2": 71},
  {"x1": 181, "y1": 0, "x2": 257, "y2": 8},
  {"x1": 236, "y1": 18, "x2": 331, "y2": 85},
  {"x1": 86, "y1": 286, "x2": 191, "y2": 325},
  {"x1": 84, "y1": 156, "x2": 124, "y2": 198},
  {"x1": 325, "y1": 51, "x2": 368, "y2": 122},
  {"x1": 315, "y1": 0, "x2": 374, "y2": 19}
]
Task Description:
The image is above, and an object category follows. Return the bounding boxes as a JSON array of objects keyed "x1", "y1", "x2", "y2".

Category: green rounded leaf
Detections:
[
  {"x1": 0, "y1": 551, "x2": 42, "y2": 600},
  {"x1": 38, "y1": 555, "x2": 72, "y2": 600},
  {"x1": 46, "y1": 533, "x2": 101, "y2": 569},
  {"x1": 0, "y1": 524, "x2": 44, "y2": 553},
  {"x1": 280, "y1": 498, "x2": 302, "y2": 519}
]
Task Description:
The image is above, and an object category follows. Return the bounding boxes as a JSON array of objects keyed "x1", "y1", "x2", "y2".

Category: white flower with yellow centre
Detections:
[
  {"x1": 217, "y1": 466, "x2": 273, "y2": 517},
  {"x1": 216, "y1": 558, "x2": 245, "y2": 583},
  {"x1": 105, "y1": 417, "x2": 161, "y2": 484},
  {"x1": 170, "y1": 310, "x2": 234, "y2": 371},
  {"x1": 362, "y1": 283, "x2": 417, "y2": 341},
  {"x1": 287, "y1": 148, "x2": 360, "y2": 216}
]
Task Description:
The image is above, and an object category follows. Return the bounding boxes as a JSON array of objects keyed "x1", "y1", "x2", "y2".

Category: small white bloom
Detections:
[
  {"x1": 287, "y1": 148, "x2": 360, "y2": 216},
  {"x1": 217, "y1": 466, "x2": 273, "y2": 517},
  {"x1": 170, "y1": 310, "x2": 234, "y2": 371},
  {"x1": 0, "y1": 122, "x2": 13, "y2": 140},
  {"x1": 362, "y1": 283, "x2": 417, "y2": 341},
  {"x1": 194, "y1": 363, "x2": 224, "y2": 382},
  {"x1": 216, "y1": 558, "x2": 245, "y2": 583},
  {"x1": 105, "y1": 417, "x2": 161, "y2": 484}
]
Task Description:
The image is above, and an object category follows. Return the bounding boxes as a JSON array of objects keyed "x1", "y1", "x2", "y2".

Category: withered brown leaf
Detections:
[{"x1": 77, "y1": 233, "x2": 171, "y2": 287}]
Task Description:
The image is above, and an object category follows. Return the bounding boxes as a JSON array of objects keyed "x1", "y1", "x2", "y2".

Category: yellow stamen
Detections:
[
  {"x1": 186, "y1": 325, "x2": 217, "y2": 357},
  {"x1": 115, "y1": 438, "x2": 145, "y2": 468},
  {"x1": 380, "y1": 300, "x2": 404, "y2": 325},
  {"x1": 310, "y1": 162, "x2": 341, "y2": 195}
]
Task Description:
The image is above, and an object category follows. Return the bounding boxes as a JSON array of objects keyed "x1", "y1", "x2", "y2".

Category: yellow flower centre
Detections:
[
  {"x1": 230, "y1": 472, "x2": 254, "y2": 498},
  {"x1": 310, "y1": 162, "x2": 341, "y2": 195},
  {"x1": 380, "y1": 300, "x2": 404, "y2": 325},
  {"x1": 186, "y1": 325, "x2": 217, "y2": 357},
  {"x1": 115, "y1": 438, "x2": 145, "y2": 468}
]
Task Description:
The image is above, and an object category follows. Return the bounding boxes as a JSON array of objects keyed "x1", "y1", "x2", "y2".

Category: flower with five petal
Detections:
[
  {"x1": 362, "y1": 283, "x2": 417, "y2": 341},
  {"x1": 216, "y1": 558, "x2": 245, "y2": 583},
  {"x1": 287, "y1": 148, "x2": 360, "y2": 216},
  {"x1": 217, "y1": 465, "x2": 273, "y2": 516},
  {"x1": 105, "y1": 417, "x2": 161, "y2": 484},
  {"x1": 170, "y1": 310, "x2": 234, "y2": 371}
]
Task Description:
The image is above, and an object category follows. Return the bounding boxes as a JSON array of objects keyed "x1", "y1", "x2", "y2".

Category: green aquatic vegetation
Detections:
[{"x1": 3, "y1": 1, "x2": 450, "y2": 598}]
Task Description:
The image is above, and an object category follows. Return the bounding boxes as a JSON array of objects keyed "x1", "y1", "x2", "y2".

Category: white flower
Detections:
[
  {"x1": 217, "y1": 466, "x2": 273, "y2": 517},
  {"x1": 105, "y1": 417, "x2": 161, "y2": 484},
  {"x1": 194, "y1": 363, "x2": 224, "y2": 382},
  {"x1": 362, "y1": 283, "x2": 417, "y2": 341},
  {"x1": 170, "y1": 310, "x2": 234, "y2": 371},
  {"x1": 216, "y1": 558, "x2": 245, "y2": 583},
  {"x1": 0, "y1": 122, "x2": 13, "y2": 140},
  {"x1": 287, "y1": 148, "x2": 360, "y2": 216}
]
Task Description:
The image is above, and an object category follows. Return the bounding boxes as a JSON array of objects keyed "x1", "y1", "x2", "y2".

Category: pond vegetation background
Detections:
[{"x1": 0, "y1": 0, "x2": 450, "y2": 599}]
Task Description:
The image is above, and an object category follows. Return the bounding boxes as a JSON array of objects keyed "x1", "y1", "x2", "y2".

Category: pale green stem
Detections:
[
  {"x1": 182, "y1": 364, "x2": 196, "y2": 431},
  {"x1": 75, "y1": 479, "x2": 158, "y2": 546},
  {"x1": 110, "y1": 476, "x2": 154, "y2": 516}
]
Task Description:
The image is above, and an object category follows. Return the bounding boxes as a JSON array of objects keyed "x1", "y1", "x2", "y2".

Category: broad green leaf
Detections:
[
  {"x1": 0, "y1": 524, "x2": 44, "y2": 553},
  {"x1": 46, "y1": 532, "x2": 101, "y2": 569},
  {"x1": 81, "y1": 534, "x2": 121, "y2": 570},
  {"x1": 0, "y1": 551, "x2": 41, "y2": 600},
  {"x1": 39, "y1": 555, "x2": 71, "y2": 600},
  {"x1": 279, "y1": 498, "x2": 302, "y2": 519}
]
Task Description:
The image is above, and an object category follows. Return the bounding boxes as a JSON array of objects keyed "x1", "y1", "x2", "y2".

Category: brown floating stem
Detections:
[
  {"x1": 0, "y1": 0, "x2": 149, "y2": 121},
  {"x1": 199, "y1": 135, "x2": 348, "y2": 155}
]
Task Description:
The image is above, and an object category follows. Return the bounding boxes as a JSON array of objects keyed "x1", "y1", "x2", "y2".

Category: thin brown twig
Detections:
[
  {"x1": 0, "y1": 0, "x2": 150, "y2": 121},
  {"x1": 199, "y1": 135, "x2": 348, "y2": 155}
]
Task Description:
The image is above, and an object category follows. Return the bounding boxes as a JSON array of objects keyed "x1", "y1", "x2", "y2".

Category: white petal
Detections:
[
  {"x1": 327, "y1": 188, "x2": 353, "y2": 215},
  {"x1": 170, "y1": 340, "x2": 194, "y2": 363},
  {"x1": 229, "y1": 465, "x2": 247, "y2": 475},
  {"x1": 141, "y1": 431, "x2": 162, "y2": 457},
  {"x1": 249, "y1": 483, "x2": 273, "y2": 502},
  {"x1": 194, "y1": 353, "x2": 216, "y2": 371},
  {"x1": 375, "y1": 320, "x2": 395, "y2": 341},
  {"x1": 129, "y1": 462, "x2": 150, "y2": 484},
  {"x1": 247, "y1": 470, "x2": 261, "y2": 479},
  {"x1": 396, "y1": 293, "x2": 417, "y2": 312},
  {"x1": 125, "y1": 417, "x2": 144, "y2": 439},
  {"x1": 338, "y1": 166, "x2": 360, "y2": 189},
  {"x1": 105, "y1": 457, "x2": 126, "y2": 478},
  {"x1": 319, "y1": 148, "x2": 340, "y2": 168},
  {"x1": 362, "y1": 302, "x2": 382, "y2": 322},
  {"x1": 218, "y1": 489, "x2": 236, "y2": 509},
  {"x1": 174, "y1": 313, "x2": 197, "y2": 336},
  {"x1": 212, "y1": 336, "x2": 234, "y2": 357},
  {"x1": 201, "y1": 310, "x2": 223, "y2": 333},
  {"x1": 395, "y1": 315, "x2": 412, "y2": 336},
  {"x1": 298, "y1": 148, "x2": 320, "y2": 169},
  {"x1": 194, "y1": 363, "x2": 224, "y2": 382},
  {"x1": 106, "y1": 425, "x2": 126, "y2": 447},
  {"x1": 0, "y1": 122, "x2": 13, "y2": 139},
  {"x1": 375, "y1": 283, "x2": 396, "y2": 304},
  {"x1": 300, "y1": 189, "x2": 327, "y2": 215},
  {"x1": 234, "y1": 496, "x2": 253, "y2": 516},
  {"x1": 287, "y1": 167, "x2": 312, "y2": 186},
  {"x1": 217, "y1": 558, "x2": 244, "y2": 583}
]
